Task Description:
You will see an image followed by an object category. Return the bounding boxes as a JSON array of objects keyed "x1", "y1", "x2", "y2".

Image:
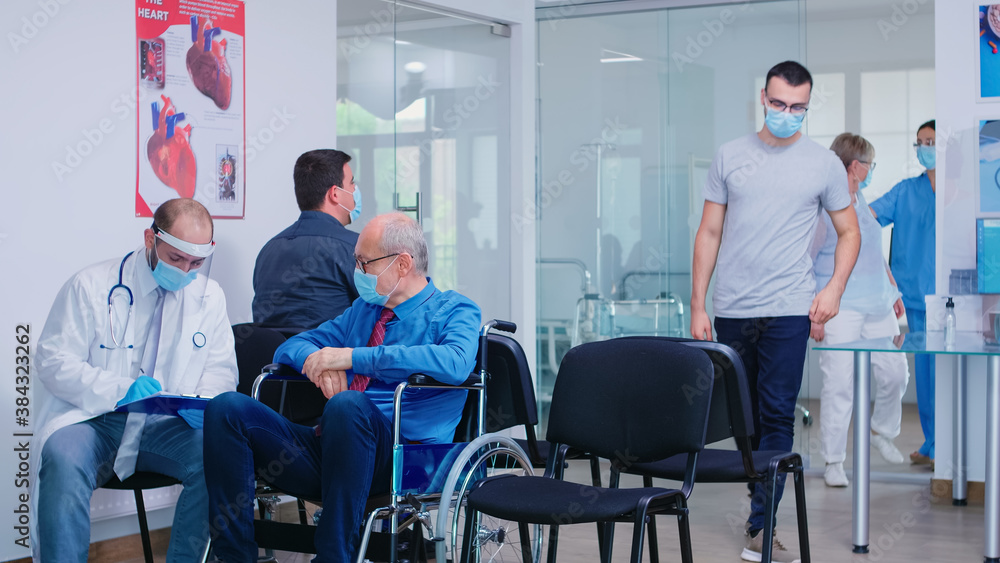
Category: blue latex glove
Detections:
[
  {"x1": 116, "y1": 375, "x2": 162, "y2": 407},
  {"x1": 177, "y1": 408, "x2": 204, "y2": 429}
]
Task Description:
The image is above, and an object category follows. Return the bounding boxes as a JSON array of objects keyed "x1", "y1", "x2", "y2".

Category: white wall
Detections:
[{"x1": 0, "y1": 0, "x2": 338, "y2": 557}]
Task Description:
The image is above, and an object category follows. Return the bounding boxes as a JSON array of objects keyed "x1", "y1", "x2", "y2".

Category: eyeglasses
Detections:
[
  {"x1": 859, "y1": 160, "x2": 877, "y2": 173},
  {"x1": 764, "y1": 95, "x2": 809, "y2": 115},
  {"x1": 355, "y1": 253, "x2": 399, "y2": 274},
  {"x1": 913, "y1": 140, "x2": 935, "y2": 147}
]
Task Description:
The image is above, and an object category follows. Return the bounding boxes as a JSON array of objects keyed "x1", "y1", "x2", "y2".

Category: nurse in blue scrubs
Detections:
[{"x1": 869, "y1": 119, "x2": 936, "y2": 466}]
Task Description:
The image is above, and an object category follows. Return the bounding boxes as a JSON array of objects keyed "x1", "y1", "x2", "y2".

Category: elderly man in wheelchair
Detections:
[{"x1": 204, "y1": 212, "x2": 482, "y2": 562}]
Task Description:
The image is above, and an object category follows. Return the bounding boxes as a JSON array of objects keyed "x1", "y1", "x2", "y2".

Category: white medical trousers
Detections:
[{"x1": 818, "y1": 309, "x2": 910, "y2": 464}]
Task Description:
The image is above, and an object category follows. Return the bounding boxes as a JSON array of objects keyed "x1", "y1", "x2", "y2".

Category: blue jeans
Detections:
[
  {"x1": 714, "y1": 316, "x2": 810, "y2": 533},
  {"x1": 906, "y1": 307, "x2": 935, "y2": 459},
  {"x1": 204, "y1": 391, "x2": 393, "y2": 563},
  {"x1": 38, "y1": 413, "x2": 207, "y2": 563}
]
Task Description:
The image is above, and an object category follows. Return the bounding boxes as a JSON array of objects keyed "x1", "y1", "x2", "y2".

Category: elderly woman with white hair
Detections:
[{"x1": 811, "y1": 133, "x2": 910, "y2": 488}]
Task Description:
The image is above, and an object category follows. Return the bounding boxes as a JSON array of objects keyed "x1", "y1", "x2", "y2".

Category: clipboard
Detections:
[{"x1": 114, "y1": 391, "x2": 210, "y2": 415}]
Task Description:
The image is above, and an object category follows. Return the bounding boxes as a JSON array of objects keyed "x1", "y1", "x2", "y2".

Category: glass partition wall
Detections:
[
  {"x1": 337, "y1": 1, "x2": 512, "y2": 322},
  {"x1": 535, "y1": 1, "x2": 805, "y2": 441}
]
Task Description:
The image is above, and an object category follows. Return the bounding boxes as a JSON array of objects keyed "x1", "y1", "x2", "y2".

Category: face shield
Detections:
[{"x1": 150, "y1": 224, "x2": 215, "y2": 294}]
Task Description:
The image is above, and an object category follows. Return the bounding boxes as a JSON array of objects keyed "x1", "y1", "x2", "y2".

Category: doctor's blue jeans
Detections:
[
  {"x1": 714, "y1": 315, "x2": 810, "y2": 534},
  {"x1": 204, "y1": 390, "x2": 393, "y2": 563},
  {"x1": 38, "y1": 413, "x2": 208, "y2": 563}
]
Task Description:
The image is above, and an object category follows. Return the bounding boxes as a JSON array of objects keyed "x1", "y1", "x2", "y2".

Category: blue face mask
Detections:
[
  {"x1": 354, "y1": 255, "x2": 399, "y2": 306},
  {"x1": 337, "y1": 185, "x2": 362, "y2": 223},
  {"x1": 150, "y1": 245, "x2": 199, "y2": 292},
  {"x1": 764, "y1": 105, "x2": 805, "y2": 139},
  {"x1": 859, "y1": 166, "x2": 873, "y2": 189},
  {"x1": 916, "y1": 145, "x2": 936, "y2": 170}
]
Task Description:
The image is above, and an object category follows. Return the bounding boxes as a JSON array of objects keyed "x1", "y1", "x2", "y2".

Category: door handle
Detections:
[{"x1": 394, "y1": 193, "x2": 420, "y2": 221}]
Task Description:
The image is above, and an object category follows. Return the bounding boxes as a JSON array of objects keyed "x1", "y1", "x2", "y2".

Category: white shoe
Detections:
[
  {"x1": 872, "y1": 434, "x2": 905, "y2": 464},
  {"x1": 741, "y1": 529, "x2": 801, "y2": 563},
  {"x1": 824, "y1": 462, "x2": 848, "y2": 487}
]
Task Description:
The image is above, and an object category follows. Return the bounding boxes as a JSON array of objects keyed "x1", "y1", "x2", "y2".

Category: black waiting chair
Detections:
[
  {"x1": 100, "y1": 472, "x2": 182, "y2": 563},
  {"x1": 458, "y1": 333, "x2": 602, "y2": 485},
  {"x1": 462, "y1": 338, "x2": 716, "y2": 563},
  {"x1": 619, "y1": 336, "x2": 810, "y2": 563}
]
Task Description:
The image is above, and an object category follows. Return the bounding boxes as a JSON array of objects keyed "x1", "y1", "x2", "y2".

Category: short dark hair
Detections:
[
  {"x1": 293, "y1": 149, "x2": 353, "y2": 212},
  {"x1": 918, "y1": 119, "x2": 935, "y2": 132},
  {"x1": 153, "y1": 198, "x2": 213, "y2": 237},
  {"x1": 765, "y1": 60, "x2": 813, "y2": 91}
]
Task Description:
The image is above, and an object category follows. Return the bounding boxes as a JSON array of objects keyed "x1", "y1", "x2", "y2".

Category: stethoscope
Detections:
[
  {"x1": 102, "y1": 252, "x2": 135, "y2": 350},
  {"x1": 101, "y1": 251, "x2": 207, "y2": 350}
]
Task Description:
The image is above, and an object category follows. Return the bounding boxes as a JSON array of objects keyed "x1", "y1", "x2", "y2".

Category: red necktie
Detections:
[{"x1": 348, "y1": 307, "x2": 395, "y2": 391}]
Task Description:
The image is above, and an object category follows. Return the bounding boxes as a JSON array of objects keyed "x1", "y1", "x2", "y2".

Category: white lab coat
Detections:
[{"x1": 30, "y1": 246, "x2": 237, "y2": 557}]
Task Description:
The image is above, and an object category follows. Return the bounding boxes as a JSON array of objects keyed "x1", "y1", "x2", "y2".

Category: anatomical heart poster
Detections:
[{"x1": 135, "y1": 0, "x2": 245, "y2": 218}]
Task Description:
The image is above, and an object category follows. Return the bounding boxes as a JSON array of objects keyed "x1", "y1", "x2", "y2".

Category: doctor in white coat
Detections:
[{"x1": 33, "y1": 198, "x2": 237, "y2": 563}]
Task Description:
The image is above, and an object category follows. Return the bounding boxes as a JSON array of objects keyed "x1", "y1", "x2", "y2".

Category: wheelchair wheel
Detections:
[{"x1": 434, "y1": 434, "x2": 540, "y2": 563}]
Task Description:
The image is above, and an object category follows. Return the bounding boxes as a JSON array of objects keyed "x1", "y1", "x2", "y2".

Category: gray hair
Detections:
[
  {"x1": 829, "y1": 132, "x2": 874, "y2": 170},
  {"x1": 380, "y1": 213, "x2": 428, "y2": 275}
]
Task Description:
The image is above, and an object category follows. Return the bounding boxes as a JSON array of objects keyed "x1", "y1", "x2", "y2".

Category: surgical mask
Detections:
[
  {"x1": 354, "y1": 255, "x2": 399, "y2": 306},
  {"x1": 764, "y1": 105, "x2": 805, "y2": 139},
  {"x1": 150, "y1": 244, "x2": 199, "y2": 292},
  {"x1": 916, "y1": 145, "x2": 936, "y2": 170},
  {"x1": 859, "y1": 167, "x2": 873, "y2": 189},
  {"x1": 337, "y1": 185, "x2": 362, "y2": 223}
]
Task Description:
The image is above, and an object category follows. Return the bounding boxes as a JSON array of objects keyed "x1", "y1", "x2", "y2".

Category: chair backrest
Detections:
[
  {"x1": 483, "y1": 333, "x2": 539, "y2": 433},
  {"x1": 232, "y1": 323, "x2": 287, "y2": 397},
  {"x1": 546, "y1": 338, "x2": 715, "y2": 463},
  {"x1": 233, "y1": 323, "x2": 327, "y2": 424},
  {"x1": 620, "y1": 336, "x2": 755, "y2": 445}
]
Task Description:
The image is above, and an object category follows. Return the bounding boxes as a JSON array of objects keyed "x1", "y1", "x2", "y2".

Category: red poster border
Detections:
[{"x1": 134, "y1": 0, "x2": 246, "y2": 220}]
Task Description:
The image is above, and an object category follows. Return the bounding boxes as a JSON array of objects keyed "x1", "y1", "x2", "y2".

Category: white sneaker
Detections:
[
  {"x1": 741, "y1": 529, "x2": 801, "y2": 563},
  {"x1": 824, "y1": 462, "x2": 848, "y2": 487},
  {"x1": 871, "y1": 434, "x2": 905, "y2": 464}
]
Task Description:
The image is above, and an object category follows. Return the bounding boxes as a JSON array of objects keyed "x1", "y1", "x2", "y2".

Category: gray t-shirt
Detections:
[{"x1": 703, "y1": 133, "x2": 850, "y2": 318}]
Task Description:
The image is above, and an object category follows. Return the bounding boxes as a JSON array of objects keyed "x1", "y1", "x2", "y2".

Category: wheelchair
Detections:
[{"x1": 249, "y1": 319, "x2": 542, "y2": 563}]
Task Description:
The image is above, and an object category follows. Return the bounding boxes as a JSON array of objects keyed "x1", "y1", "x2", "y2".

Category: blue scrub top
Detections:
[{"x1": 869, "y1": 172, "x2": 935, "y2": 311}]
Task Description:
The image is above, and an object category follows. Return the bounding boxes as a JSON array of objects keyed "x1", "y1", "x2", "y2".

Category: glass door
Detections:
[
  {"x1": 536, "y1": 0, "x2": 802, "y2": 433},
  {"x1": 338, "y1": 1, "x2": 512, "y2": 322}
]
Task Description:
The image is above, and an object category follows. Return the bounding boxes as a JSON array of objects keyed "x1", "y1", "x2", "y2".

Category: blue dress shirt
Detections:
[
  {"x1": 252, "y1": 211, "x2": 360, "y2": 330},
  {"x1": 869, "y1": 172, "x2": 936, "y2": 311},
  {"x1": 274, "y1": 279, "x2": 482, "y2": 443}
]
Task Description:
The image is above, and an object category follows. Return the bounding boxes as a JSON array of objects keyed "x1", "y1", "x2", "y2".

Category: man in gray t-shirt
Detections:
[{"x1": 691, "y1": 61, "x2": 860, "y2": 563}]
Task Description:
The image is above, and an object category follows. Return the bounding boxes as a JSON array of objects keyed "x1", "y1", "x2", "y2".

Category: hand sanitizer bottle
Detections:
[{"x1": 944, "y1": 297, "x2": 956, "y2": 348}]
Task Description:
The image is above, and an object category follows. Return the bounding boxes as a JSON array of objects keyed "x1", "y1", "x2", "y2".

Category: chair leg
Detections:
[
  {"x1": 676, "y1": 508, "x2": 693, "y2": 563},
  {"x1": 547, "y1": 524, "x2": 561, "y2": 563},
  {"x1": 643, "y1": 476, "x2": 660, "y2": 563},
  {"x1": 297, "y1": 498, "x2": 309, "y2": 525},
  {"x1": 793, "y1": 469, "x2": 811, "y2": 563},
  {"x1": 519, "y1": 522, "x2": 534, "y2": 562},
  {"x1": 601, "y1": 521, "x2": 615, "y2": 563},
  {"x1": 629, "y1": 507, "x2": 649, "y2": 563},
  {"x1": 461, "y1": 508, "x2": 477, "y2": 563},
  {"x1": 591, "y1": 456, "x2": 605, "y2": 559},
  {"x1": 762, "y1": 474, "x2": 778, "y2": 563},
  {"x1": 132, "y1": 489, "x2": 154, "y2": 563}
]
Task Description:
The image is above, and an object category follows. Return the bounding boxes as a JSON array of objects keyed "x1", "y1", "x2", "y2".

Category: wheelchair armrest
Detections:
[
  {"x1": 252, "y1": 363, "x2": 307, "y2": 401},
  {"x1": 406, "y1": 373, "x2": 483, "y2": 389}
]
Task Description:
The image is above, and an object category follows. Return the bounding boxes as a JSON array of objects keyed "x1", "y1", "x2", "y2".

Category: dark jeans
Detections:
[
  {"x1": 204, "y1": 391, "x2": 393, "y2": 563},
  {"x1": 714, "y1": 315, "x2": 810, "y2": 533}
]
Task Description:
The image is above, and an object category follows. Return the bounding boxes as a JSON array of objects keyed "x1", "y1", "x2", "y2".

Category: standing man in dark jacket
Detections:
[{"x1": 252, "y1": 149, "x2": 362, "y2": 331}]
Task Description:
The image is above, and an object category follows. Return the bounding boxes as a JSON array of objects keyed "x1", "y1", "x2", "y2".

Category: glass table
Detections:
[{"x1": 814, "y1": 331, "x2": 1000, "y2": 562}]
